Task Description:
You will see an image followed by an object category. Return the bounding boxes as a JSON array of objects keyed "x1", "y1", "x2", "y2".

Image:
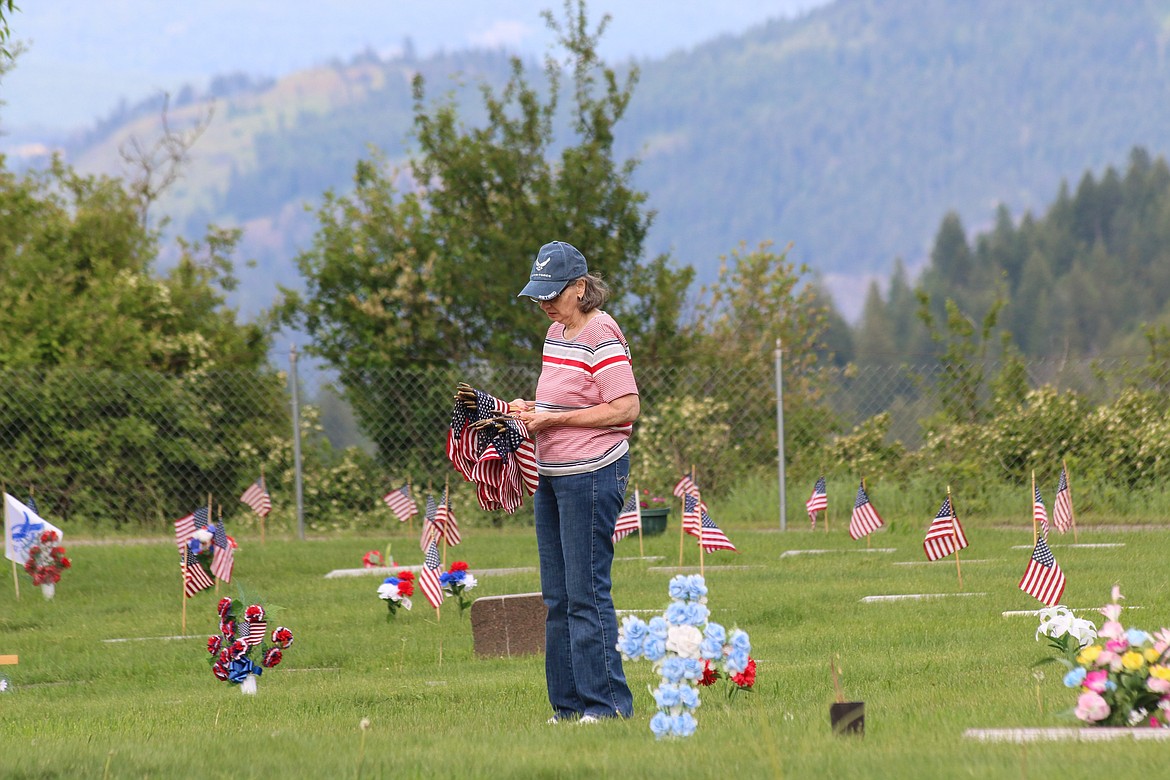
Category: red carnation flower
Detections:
[
  {"x1": 699, "y1": 660, "x2": 720, "y2": 687},
  {"x1": 731, "y1": 657, "x2": 757, "y2": 690},
  {"x1": 40, "y1": 530, "x2": 58, "y2": 544},
  {"x1": 271, "y1": 626, "x2": 294, "y2": 649},
  {"x1": 398, "y1": 580, "x2": 415, "y2": 597},
  {"x1": 245, "y1": 604, "x2": 265, "y2": 623},
  {"x1": 450, "y1": 561, "x2": 469, "y2": 573},
  {"x1": 229, "y1": 639, "x2": 248, "y2": 659},
  {"x1": 220, "y1": 618, "x2": 236, "y2": 638},
  {"x1": 217, "y1": 598, "x2": 233, "y2": 618},
  {"x1": 397, "y1": 570, "x2": 415, "y2": 582},
  {"x1": 212, "y1": 663, "x2": 229, "y2": 681},
  {"x1": 208, "y1": 636, "x2": 223, "y2": 655},
  {"x1": 59, "y1": 556, "x2": 72, "y2": 569},
  {"x1": 218, "y1": 648, "x2": 231, "y2": 666},
  {"x1": 262, "y1": 647, "x2": 283, "y2": 668}
]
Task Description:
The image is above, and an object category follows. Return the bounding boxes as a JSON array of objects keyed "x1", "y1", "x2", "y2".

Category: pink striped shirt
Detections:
[{"x1": 534, "y1": 312, "x2": 638, "y2": 476}]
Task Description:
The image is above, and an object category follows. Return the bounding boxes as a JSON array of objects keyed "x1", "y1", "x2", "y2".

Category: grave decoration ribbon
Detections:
[
  {"x1": 447, "y1": 383, "x2": 538, "y2": 513},
  {"x1": 616, "y1": 574, "x2": 755, "y2": 739},
  {"x1": 207, "y1": 598, "x2": 294, "y2": 694}
]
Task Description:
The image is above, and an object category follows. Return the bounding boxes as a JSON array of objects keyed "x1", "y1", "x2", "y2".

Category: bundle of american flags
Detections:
[{"x1": 447, "y1": 383, "x2": 538, "y2": 513}]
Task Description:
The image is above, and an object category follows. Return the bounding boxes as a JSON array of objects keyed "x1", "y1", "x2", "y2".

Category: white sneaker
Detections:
[
  {"x1": 547, "y1": 716, "x2": 561, "y2": 725},
  {"x1": 579, "y1": 715, "x2": 600, "y2": 725}
]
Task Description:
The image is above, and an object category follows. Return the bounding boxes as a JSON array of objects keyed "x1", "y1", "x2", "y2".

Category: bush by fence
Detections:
[{"x1": 2, "y1": 353, "x2": 1169, "y2": 533}]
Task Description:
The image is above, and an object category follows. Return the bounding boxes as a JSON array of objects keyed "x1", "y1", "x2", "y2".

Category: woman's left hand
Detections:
[{"x1": 518, "y1": 410, "x2": 557, "y2": 433}]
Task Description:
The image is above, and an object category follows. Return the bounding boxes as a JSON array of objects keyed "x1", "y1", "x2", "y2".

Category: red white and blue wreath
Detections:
[{"x1": 206, "y1": 598, "x2": 294, "y2": 694}]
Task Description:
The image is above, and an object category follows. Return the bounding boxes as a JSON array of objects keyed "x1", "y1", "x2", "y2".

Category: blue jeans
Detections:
[{"x1": 534, "y1": 454, "x2": 633, "y2": 720}]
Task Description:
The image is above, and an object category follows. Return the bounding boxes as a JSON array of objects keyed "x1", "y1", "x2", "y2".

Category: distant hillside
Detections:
[{"x1": 47, "y1": 0, "x2": 1170, "y2": 320}]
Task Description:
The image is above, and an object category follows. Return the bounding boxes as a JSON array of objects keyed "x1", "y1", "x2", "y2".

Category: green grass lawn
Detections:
[{"x1": 2, "y1": 518, "x2": 1168, "y2": 779}]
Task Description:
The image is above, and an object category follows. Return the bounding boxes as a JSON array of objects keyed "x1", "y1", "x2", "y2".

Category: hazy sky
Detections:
[{"x1": 1, "y1": 0, "x2": 830, "y2": 134}]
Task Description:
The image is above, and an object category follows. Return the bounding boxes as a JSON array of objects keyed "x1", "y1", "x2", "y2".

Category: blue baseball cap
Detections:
[{"x1": 517, "y1": 241, "x2": 588, "y2": 301}]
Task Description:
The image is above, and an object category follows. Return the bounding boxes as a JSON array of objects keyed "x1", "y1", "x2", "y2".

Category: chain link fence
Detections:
[{"x1": 2, "y1": 352, "x2": 1169, "y2": 532}]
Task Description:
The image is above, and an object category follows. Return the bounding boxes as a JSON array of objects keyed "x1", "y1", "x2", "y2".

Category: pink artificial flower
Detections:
[
  {"x1": 1084, "y1": 669, "x2": 1109, "y2": 693},
  {"x1": 1105, "y1": 638, "x2": 1129, "y2": 653},
  {"x1": 1096, "y1": 650, "x2": 1117, "y2": 670},
  {"x1": 1099, "y1": 620, "x2": 1126, "y2": 640},
  {"x1": 1149, "y1": 677, "x2": 1170, "y2": 694},
  {"x1": 1075, "y1": 691, "x2": 1111, "y2": 722},
  {"x1": 1154, "y1": 628, "x2": 1170, "y2": 655}
]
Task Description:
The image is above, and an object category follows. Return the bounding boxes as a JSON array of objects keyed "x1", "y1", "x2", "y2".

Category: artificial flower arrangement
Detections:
[
  {"x1": 639, "y1": 490, "x2": 668, "y2": 510},
  {"x1": 440, "y1": 561, "x2": 477, "y2": 618},
  {"x1": 362, "y1": 550, "x2": 384, "y2": 568},
  {"x1": 23, "y1": 529, "x2": 71, "y2": 598},
  {"x1": 1035, "y1": 586, "x2": 1170, "y2": 727},
  {"x1": 188, "y1": 522, "x2": 235, "y2": 578},
  {"x1": 206, "y1": 598, "x2": 294, "y2": 695},
  {"x1": 378, "y1": 570, "x2": 415, "y2": 619},
  {"x1": 616, "y1": 574, "x2": 755, "y2": 739}
]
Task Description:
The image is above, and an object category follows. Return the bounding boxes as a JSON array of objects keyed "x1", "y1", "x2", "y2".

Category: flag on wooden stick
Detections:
[
  {"x1": 383, "y1": 483, "x2": 418, "y2": 522},
  {"x1": 1053, "y1": 465, "x2": 1075, "y2": 534},
  {"x1": 420, "y1": 537, "x2": 445, "y2": 610},
  {"x1": 806, "y1": 476, "x2": 828, "y2": 529},
  {"x1": 613, "y1": 491, "x2": 641, "y2": 543},
  {"x1": 240, "y1": 478, "x2": 272, "y2": 518},
  {"x1": 691, "y1": 496, "x2": 737, "y2": 553},
  {"x1": 848, "y1": 481, "x2": 884, "y2": 540},
  {"x1": 436, "y1": 485, "x2": 461, "y2": 546},
  {"x1": 1033, "y1": 484, "x2": 1050, "y2": 538},
  {"x1": 923, "y1": 495, "x2": 968, "y2": 561},
  {"x1": 1018, "y1": 535, "x2": 1066, "y2": 606}
]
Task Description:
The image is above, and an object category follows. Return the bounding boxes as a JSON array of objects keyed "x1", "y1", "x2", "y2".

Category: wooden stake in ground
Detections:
[
  {"x1": 1063, "y1": 459, "x2": 1079, "y2": 544},
  {"x1": 3, "y1": 483, "x2": 17, "y2": 600},
  {"x1": 635, "y1": 483, "x2": 645, "y2": 559},
  {"x1": 259, "y1": 466, "x2": 268, "y2": 546},
  {"x1": 440, "y1": 477, "x2": 450, "y2": 570},
  {"x1": 947, "y1": 485, "x2": 963, "y2": 591},
  {"x1": 830, "y1": 655, "x2": 846, "y2": 704},
  {"x1": 1031, "y1": 471, "x2": 1038, "y2": 547}
]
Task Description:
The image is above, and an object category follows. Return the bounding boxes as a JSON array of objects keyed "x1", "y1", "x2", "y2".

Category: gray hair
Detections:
[{"x1": 576, "y1": 273, "x2": 610, "y2": 313}]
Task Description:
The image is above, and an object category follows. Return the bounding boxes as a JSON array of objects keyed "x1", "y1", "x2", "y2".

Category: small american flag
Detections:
[
  {"x1": 698, "y1": 505, "x2": 737, "y2": 554},
  {"x1": 211, "y1": 543, "x2": 234, "y2": 582},
  {"x1": 673, "y1": 472, "x2": 700, "y2": 499},
  {"x1": 241, "y1": 479, "x2": 272, "y2": 518},
  {"x1": 1033, "y1": 484, "x2": 1049, "y2": 537},
  {"x1": 1018, "y1": 535, "x2": 1066, "y2": 606},
  {"x1": 420, "y1": 537, "x2": 445, "y2": 609},
  {"x1": 1053, "y1": 466, "x2": 1074, "y2": 534},
  {"x1": 244, "y1": 620, "x2": 267, "y2": 647},
  {"x1": 26, "y1": 494, "x2": 38, "y2": 514},
  {"x1": 420, "y1": 494, "x2": 439, "y2": 551},
  {"x1": 183, "y1": 548, "x2": 214, "y2": 597},
  {"x1": 437, "y1": 486, "x2": 461, "y2": 546},
  {"x1": 194, "y1": 506, "x2": 210, "y2": 529},
  {"x1": 174, "y1": 513, "x2": 196, "y2": 553},
  {"x1": 806, "y1": 476, "x2": 828, "y2": 528},
  {"x1": 612, "y1": 492, "x2": 641, "y2": 543},
  {"x1": 682, "y1": 494, "x2": 703, "y2": 539},
  {"x1": 922, "y1": 496, "x2": 968, "y2": 561},
  {"x1": 848, "y1": 481, "x2": 884, "y2": 540},
  {"x1": 382, "y1": 484, "x2": 418, "y2": 522}
]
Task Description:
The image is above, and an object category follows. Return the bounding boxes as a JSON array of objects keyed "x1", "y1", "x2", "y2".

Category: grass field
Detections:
[{"x1": 2, "y1": 514, "x2": 1168, "y2": 779}]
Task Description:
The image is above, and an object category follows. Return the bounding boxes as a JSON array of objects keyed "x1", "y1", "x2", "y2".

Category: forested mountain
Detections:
[
  {"x1": 32, "y1": 0, "x2": 1170, "y2": 333},
  {"x1": 857, "y1": 147, "x2": 1170, "y2": 361}
]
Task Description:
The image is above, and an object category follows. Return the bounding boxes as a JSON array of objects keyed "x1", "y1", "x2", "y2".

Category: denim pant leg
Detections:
[
  {"x1": 535, "y1": 457, "x2": 634, "y2": 719},
  {"x1": 535, "y1": 475, "x2": 584, "y2": 718}
]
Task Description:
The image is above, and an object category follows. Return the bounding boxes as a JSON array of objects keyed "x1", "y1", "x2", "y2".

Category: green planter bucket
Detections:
[{"x1": 640, "y1": 507, "x2": 670, "y2": 536}]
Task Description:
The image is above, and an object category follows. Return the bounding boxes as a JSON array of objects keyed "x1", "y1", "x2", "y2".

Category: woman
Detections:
[{"x1": 513, "y1": 240, "x2": 639, "y2": 724}]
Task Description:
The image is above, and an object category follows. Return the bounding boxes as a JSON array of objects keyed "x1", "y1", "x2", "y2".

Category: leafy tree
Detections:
[
  {"x1": 279, "y1": 0, "x2": 690, "y2": 469},
  {"x1": 0, "y1": 155, "x2": 283, "y2": 524}
]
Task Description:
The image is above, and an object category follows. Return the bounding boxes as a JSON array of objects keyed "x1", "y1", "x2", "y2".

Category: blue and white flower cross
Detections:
[{"x1": 616, "y1": 574, "x2": 752, "y2": 739}]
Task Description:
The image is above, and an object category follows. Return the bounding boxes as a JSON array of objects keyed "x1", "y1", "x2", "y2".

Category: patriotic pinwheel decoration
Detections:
[{"x1": 206, "y1": 598, "x2": 294, "y2": 694}]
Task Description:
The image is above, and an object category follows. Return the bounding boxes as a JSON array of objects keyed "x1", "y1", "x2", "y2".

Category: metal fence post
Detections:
[
  {"x1": 289, "y1": 345, "x2": 305, "y2": 540},
  {"x1": 775, "y1": 338, "x2": 787, "y2": 531}
]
